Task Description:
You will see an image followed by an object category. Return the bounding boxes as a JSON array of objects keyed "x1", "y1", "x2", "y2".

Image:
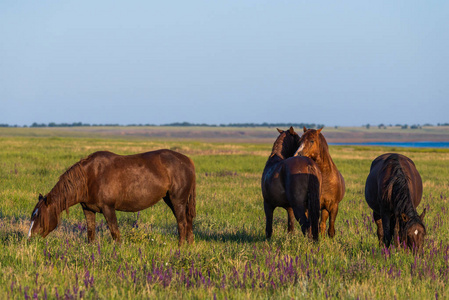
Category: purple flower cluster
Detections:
[
  {"x1": 9, "y1": 192, "x2": 449, "y2": 298},
  {"x1": 105, "y1": 245, "x2": 330, "y2": 293}
]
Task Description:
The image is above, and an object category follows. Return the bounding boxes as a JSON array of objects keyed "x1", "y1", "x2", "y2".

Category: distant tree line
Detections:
[
  {"x1": 362, "y1": 123, "x2": 449, "y2": 130},
  {"x1": 163, "y1": 122, "x2": 325, "y2": 128},
  {"x1": 223, "y1": 122, "x2": 325, "y2": 128},
  {"x1": 1, "y1": 122, "x2": 448, "y2": 128},
  {"x1": 30, "y1": 122, "x2": 93, "y2": 127},
  {"x1": 0, "y1": 122, "x2": 325, "y2": 128}
]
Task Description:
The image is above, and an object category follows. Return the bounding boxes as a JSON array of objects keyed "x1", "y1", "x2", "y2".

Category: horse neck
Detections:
[
  {"x1": 269, "y1": 134, "x2": 294, "y2": 160},
  {"x1": 387, "y1": 181, "x2": 418, "y2": 240},
  {"x1": 394, "y1": 193, "x2": 419, "y2": 221},
  {"x1": 383, "y1": 157, "x2": 414, "y2": 216},
  {"x1": 386, "y1": 175, "x2": 420, "y2": 234},
  {"x1": 47, "y1": 163, "x2": 88, "y2": 215},
  {"x1": 46, "y1": 190, "x2": 83, "y2": 216},
  {"x1": 315, "y1": 141, "x2": 336, "y2": 173},
  {"x1": 271, "y1": 141, "x2": 284, "y2": 159}
]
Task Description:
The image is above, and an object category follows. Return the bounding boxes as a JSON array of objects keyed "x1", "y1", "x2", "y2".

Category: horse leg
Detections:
[
  {"x1": 287, "y1": 207, "x2": 295, "y2": 234},
  {"x1": 390, "y1": 215, "x2": 398, "y2": 247},
  {"x1": 373, "y1": 212, "x2": 383, "y2": 247},
  {"x1": 285, "y1": 177, "x2": 310, "y2": 237},
  {"x1": 264, "y1": 201, "x2": 274, "y2": 239},
  {"x1": 393, "y1": 217, "x2": 400, "y2": 247},
  {"x1": 163, "y1": 194, "x2": 175, "y2": 215},
  {"x1": 320, "y1": 209, "x2": 329, "y2": 236},
  {"x1": 82, "y1": 206, "x2": 96, "y2": 243},
  {"x1": 292, "y1": 205, "x2": 310, "y2": 237},
  {"x1": 289, "y1": 198, "x2": 310, "y2": 237},
  {"x1": 304, "y1": 210, "x2": 311, "y2": 238},
  {"x1": 185, "y1": 209, "x2": 194, "y2": 245},
  {"x1": 381, "y1": 214, "x2": 392, "y2": 248},
  {"x1": 165, "y1": 194, "x2": 189, "y2": 246},
  {"x1": 185, "y1": 187, "x2": 196, "y2": 244},
  {"x1": 327, "y1": 204, "x2": 339, "y2": 238},
  {"x1": 102, "y1": 206, "x2": 121, "y2": 243},
  {"x1": 174, "y1": 205, "x2": 187, "y2": 247}
]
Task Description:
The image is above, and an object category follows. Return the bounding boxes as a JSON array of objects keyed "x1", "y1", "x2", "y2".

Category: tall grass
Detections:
[{"x1": 0, "y1": 134, "x2": 448, "y2": 299}]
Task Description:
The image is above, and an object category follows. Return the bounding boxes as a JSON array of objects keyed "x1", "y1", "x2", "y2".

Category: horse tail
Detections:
[
  {"x1": 187, "y1": 178, "x2": 196, "y2": 220},
  {"x1": 308, "y1": 166, "x2": 321, "y2": 241}
]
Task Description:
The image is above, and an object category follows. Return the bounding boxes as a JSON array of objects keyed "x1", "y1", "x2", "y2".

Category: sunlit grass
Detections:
[{"x1": 1, "y1": 132, "x2": 449, "y2": 299}]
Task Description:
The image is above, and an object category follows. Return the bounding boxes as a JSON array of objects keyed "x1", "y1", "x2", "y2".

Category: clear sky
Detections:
[{"x1": 1, "y1": 1, "x2": 448, "y2": 126}]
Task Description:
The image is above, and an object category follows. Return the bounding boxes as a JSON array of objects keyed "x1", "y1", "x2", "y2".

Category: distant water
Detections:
[{"x1": 330, "y1": 141, "x2": 449, "y2": 148}]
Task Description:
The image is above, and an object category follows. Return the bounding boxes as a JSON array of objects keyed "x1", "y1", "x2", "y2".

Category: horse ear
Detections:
[
  {"x1": 420, "y1": 208, "x2": 426, "y2": 221},
  {"x1": 317, "y1": 127, "x2": 323, "y2": 134},
  {"x1": 288, "y1": 126, "x2": 295, "y2": 135},
  {"x1": 39, "y1": 194, "x2": 44, "y2": 201},
  {"x1": 401, "y1": 213, "x2": 409, "y2": 223},
  {"x1": 277, "y1": 128, "x2": 283, "y2": 133},
  {"x1": 303, "y1": 126, "x2": 307, "y2": 132}
]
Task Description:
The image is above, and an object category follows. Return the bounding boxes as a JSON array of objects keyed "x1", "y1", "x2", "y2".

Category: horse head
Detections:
[
  {"x1": 401, "y1": 208, "x2": 426, "y2": 254},
  {"x1": 28, "y1": 193, "x2": 59, "y2": 239},
  {"x1": 270, "y1": 127, "x2": 300, "y2": 159},
  {"x1": 294, "y1": 127, "x2": 324, "y2": 160}
]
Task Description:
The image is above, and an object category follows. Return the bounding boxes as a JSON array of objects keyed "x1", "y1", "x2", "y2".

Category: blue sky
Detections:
[{"x1": 1, "y1": 1, "x2": 447, "y2": 126}]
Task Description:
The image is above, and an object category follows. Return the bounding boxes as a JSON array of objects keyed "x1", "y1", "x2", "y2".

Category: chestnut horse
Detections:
[
  {"x1": 294, "y1": 127, "x2": 345, "y2": 238},
  {"x1": 262, "y1": 127, "x2": 321, "y2": 241},
  {"x1": 28, "y1": 149, "x2": 196, "y2": 246},
  {"x1": 365, "y1": 153, "x2": 426, "y2": 253}
]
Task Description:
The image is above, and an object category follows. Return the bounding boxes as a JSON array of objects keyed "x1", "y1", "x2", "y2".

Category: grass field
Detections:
[{"x1": 1, "y1": 127, "x2": 448, "y2": 299}]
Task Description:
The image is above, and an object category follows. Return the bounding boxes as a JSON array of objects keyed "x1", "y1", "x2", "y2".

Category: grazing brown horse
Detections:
[
  {"x1": 28, "y1": 149, "x2": 196, "y2": 246},
  {"x1": 294, "y1": 127, "x2": 345, "y2": 238},
  {"x1": 365, "y1": 153, "x2": 426, "y2": 253},
  {"x1": 261, "y1": 127, "x2": 321, "y2": 240}
]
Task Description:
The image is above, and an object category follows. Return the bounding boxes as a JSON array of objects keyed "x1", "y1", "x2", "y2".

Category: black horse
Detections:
[
  {"x1": 261, "y1": 127, "x2": 321, "y2": 240},
  {"x1": 365, "y1": 153, "x2": 426, "y2": 253}
]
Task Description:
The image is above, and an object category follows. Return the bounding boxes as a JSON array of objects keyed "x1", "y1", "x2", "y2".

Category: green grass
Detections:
[{"x1": 1, "y1": 130, "x2": 449, "y2": 299}]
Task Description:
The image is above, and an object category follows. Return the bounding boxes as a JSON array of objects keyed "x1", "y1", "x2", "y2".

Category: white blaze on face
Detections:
[
  {"x1": 294, "y1": 144, "x2": 304, "y2": 156},
  {"x1": 28, "y1": 208, "x2": 38, "y2": 238},
  {"x1": 28, "y1": 221, "x2": 35, "y2": 238},
  {"x1": 414, "y1": 229, "x2": 418, "y2": 235}
]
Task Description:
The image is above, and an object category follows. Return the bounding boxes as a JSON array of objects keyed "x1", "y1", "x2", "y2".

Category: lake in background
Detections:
[{"x1": 330, "y1": 141, "x2": 449, "y2": 148}]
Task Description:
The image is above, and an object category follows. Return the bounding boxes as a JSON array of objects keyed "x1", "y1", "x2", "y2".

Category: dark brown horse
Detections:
[
  {"x1": 294, "y1": 127, "x2": 345, "y2": 238},
  {"x1": 262, "y1": 127, "x2": 321, "y2": 241},
  {"x1": 365, "y1": 153, "x2": 426, "y2": 253},
  {"x1": 28, "y1": 149, "x2": 196, "y2": 246}
]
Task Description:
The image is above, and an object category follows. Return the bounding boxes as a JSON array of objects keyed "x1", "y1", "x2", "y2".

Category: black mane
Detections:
[
  {"x1": 381, "y1": 154, "x2": 425, "y2": 230},
  {"x1": 269, "y1": 130, "x2": 300, "y2": 160}
]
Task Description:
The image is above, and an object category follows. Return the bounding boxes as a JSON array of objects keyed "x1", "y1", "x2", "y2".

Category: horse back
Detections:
[
  {"x1": 365, "y1": 153, "x2": 422, "y2": 212},
  {"x1": 261, "y1": 159, "x2": 287, "y2": 206},
  {"x1": 84, "y1": 149, "x2": 194, "y2": 175},
  {"x1": 262, "y1": 156, "x2": 321, "y2": 207},
  {"x1": 81, "y1": 150, "x2": 195, "y2": 211},
  {"x1": 153, "y1": 149, "x2": 196, "y2": 191},
  {"x1": 284, "y1": 156, "x2": 321, "y2": 180}
]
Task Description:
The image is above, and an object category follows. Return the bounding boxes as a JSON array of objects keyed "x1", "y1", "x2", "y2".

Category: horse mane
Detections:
[
  {"x1": 381, "y1": 154, "x2": 424, "y2": 231},
  {"x1": 270, "y1": 131, "x2": 299, "y2": 160},
  {"x1": 318, "y1": 131, "x2": 330, "y2": 160},
  {"x1": 40, "y1": 160, "x2": 89, "y2": 232}
]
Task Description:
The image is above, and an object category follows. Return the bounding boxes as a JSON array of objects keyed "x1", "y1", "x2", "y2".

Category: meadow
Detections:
[{"x1": 0, "y1": 127, "x2": 448, "y2": 299}]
